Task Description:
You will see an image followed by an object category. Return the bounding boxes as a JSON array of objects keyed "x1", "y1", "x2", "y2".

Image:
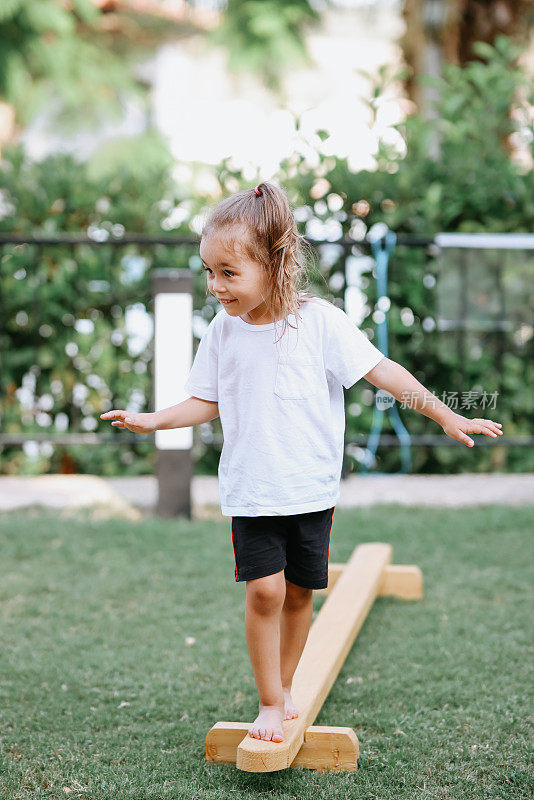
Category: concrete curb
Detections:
[
  {"x1": 1, "y1": 473, "x2": 533, "y2": 521},
  {"x1": 0, "y1": 475, "x2": 142, "y2": 521}
]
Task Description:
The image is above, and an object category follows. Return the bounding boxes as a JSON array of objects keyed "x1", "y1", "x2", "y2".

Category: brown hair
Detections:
[{"x1": 201, "y1": 180, "x2": 320, "y2": 343}]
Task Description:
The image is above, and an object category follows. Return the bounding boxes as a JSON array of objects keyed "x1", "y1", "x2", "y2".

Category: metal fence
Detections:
[{"x1": 1, "y1": 230, "x2": 532, "y2": 511}]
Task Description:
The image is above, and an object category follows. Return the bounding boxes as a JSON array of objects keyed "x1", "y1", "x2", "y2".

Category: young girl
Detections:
[{"x1": 101, "y1": 181, "x2": 503, "y2": 744}]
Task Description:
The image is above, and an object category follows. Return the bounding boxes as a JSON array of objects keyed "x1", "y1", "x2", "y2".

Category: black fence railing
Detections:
[{"x1": 1, "y1": 231, "x2": 532, "y2": 452}]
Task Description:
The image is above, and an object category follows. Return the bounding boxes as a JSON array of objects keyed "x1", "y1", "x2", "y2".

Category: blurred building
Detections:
[{"x1": 21, "y1": 0, "x2": 407, "y2": 177}]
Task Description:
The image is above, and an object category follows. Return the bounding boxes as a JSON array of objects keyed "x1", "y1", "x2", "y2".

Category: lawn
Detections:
[{"x1": 0, "y1": 504, "x2": 532, "y2": 799}]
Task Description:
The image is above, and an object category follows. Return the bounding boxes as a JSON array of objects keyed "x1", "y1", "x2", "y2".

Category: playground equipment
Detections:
[
  {"x1": 361, "y1": 226, "x2": 412, "y2": 474},
  {"x1": 348, "y1": 228, "x2": 534, "y2": 476},
  {"x1": 205, "y1": 542, "x2": 423, "y2": 773}
]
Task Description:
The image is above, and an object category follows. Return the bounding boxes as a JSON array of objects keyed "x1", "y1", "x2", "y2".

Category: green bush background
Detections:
[{"x1": 1, "y1": 36, "x2": 532, "y2": 477}]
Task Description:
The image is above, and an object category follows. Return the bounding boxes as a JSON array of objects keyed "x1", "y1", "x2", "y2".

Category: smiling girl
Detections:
[{"x1": 101, "y1": 181, "x2": 503, "y2": 744}]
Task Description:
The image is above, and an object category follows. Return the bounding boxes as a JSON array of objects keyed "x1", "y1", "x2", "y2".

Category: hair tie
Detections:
[{"x1": 254, "y1": 185, "x2": 263, "y2": 196}]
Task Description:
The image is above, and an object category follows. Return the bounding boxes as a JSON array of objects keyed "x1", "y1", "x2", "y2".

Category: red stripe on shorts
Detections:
[
  {"x1": 231, "y1": 518, "x2": 238, "y2": 580},
  {"x1": 327, "y1": 506, "x2": 335, "y2": 561}
]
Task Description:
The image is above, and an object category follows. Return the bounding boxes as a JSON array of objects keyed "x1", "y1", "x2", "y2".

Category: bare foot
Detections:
[
  {"x1": 283, "y1": 686, "x2": 299, "y2": 720},
  {"x1": 248, "y1": 704, "x2": 284, "y2": 742}
]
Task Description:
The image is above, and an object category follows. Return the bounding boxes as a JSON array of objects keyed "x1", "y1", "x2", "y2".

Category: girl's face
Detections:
[{"x1": 199, "y1": 232, "x2": 273, "y2": 324}]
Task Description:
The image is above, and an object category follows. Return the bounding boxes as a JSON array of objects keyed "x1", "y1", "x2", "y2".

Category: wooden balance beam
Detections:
[{"x1": 206, "y1": 542, "x2": 423, "y2": 773}]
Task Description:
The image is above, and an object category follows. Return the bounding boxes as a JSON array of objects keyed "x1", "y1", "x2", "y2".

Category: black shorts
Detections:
[{"x1": 231, "y1": 506, "x2": 335, "y2": 590}]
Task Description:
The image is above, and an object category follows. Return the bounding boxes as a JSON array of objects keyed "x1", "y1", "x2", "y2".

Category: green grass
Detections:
[{"x1": 0, "y1": 505, "x2": 532, "y2": 799}]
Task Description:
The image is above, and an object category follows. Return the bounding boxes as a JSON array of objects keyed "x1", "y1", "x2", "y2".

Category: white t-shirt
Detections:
[{"x1": 184, "y1": 295, "x2": 385, "y2": 517}]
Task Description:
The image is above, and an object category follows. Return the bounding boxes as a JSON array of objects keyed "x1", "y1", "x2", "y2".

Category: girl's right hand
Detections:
[{"x1": 100, "y1": 410, "x2": 157, "y2": 433}]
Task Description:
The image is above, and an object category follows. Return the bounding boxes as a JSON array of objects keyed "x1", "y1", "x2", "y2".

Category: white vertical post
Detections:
[
  {"x1": 152, "y1": 269, "x2": 194, "y2": 518},
  {"x1": 154, "y1": 292, "x2": 193, "y2": 451}
]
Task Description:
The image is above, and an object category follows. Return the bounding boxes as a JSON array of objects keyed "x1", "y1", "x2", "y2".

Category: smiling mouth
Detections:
[{"x1": 219, "y1": 298, "x2": 237, "y2": 304}]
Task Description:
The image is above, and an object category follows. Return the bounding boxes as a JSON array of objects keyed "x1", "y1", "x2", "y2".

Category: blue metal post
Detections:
[{"x1": 360, "y1": 229, "x2": 412, "y2": 474}]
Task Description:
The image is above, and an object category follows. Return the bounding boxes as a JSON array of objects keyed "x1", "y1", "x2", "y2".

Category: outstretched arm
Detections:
[
  {"x1": 100, "y1": 396, "x2": 219, "y2": 432},
  {"x1": 364, "y1": 357, "x2": 503, "y2": 447}
]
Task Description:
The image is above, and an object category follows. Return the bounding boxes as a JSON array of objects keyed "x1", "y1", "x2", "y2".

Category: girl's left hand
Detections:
[{"x1": 441, "y1": 412, "x2": 503, "y2": 447}]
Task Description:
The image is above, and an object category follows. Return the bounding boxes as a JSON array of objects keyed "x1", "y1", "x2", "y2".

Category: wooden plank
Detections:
[
  {"x1": 234, "y1": 542, "x2": 392, "y2": 772},
  {"x1": 206, "y1": 722, "x2": 359, "y2": 772},
  {"x1": 379, "y1": 564, "x2": 423, "y2": 599},
  {"x1": 316, "y1": 563, "x2": 423, "y2": 600}
]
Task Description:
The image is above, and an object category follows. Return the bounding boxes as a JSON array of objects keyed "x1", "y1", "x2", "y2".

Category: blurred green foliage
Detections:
[
  {"x1": 0, "y1": 0, "x2": 324, "y2": 135},
  {"x1": 209, "y1": 0, "x2": 322, "y2": 93},
  {"x1": 0, "y1": 35, "x2": 532, "y2": 477},
  {"x1": 0, "y1": 0, "x2": 142, "y2": 132}
]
